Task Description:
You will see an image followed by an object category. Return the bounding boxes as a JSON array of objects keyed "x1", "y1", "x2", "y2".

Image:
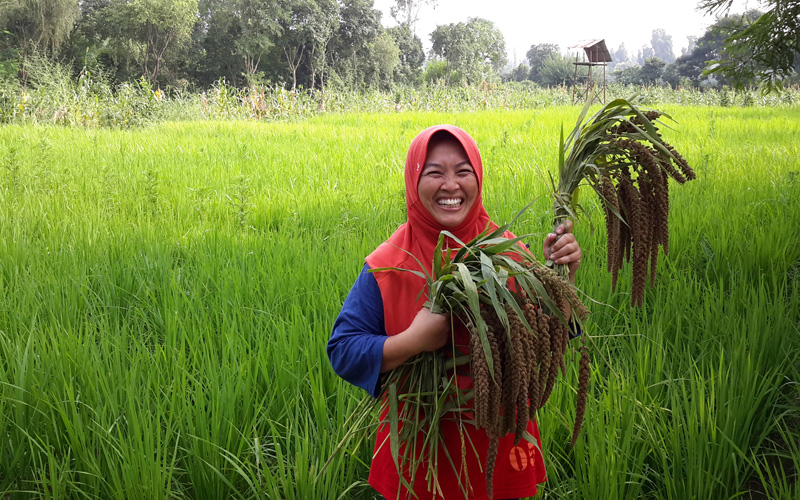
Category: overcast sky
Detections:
[{"x1": 373, "y1": 0, "x2": 756, "y2": 65}]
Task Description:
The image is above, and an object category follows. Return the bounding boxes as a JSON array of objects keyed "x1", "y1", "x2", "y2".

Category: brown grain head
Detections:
[
  {"x1": 601, "y1": 174, "x2": 621, "y2": 275},
  {"x1": 469, "y1": 322, "x2": 490, "y2": 430},
  {"x1": 535, "y1": 309, "x2": 551, "y2": 411},
  {"x1": 485, "y1": 438, "x2": 499, "y2": 500},
  {"x1": 570, "y1": 337, "x2": 591, "y2": 447}
]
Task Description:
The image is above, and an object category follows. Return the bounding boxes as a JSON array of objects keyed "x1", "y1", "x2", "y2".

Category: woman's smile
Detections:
[{"x1": 437, "y1": 198, "x2": 463, "y2": 208}]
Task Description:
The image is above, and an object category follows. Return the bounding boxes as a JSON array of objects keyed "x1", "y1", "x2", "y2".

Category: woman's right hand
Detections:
[{"x1": 380, "y1": 307, "x2": 450, "y2": 372}]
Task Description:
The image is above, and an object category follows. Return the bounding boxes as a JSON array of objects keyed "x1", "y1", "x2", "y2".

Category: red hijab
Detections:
[{"x1": 366, "y1": 125, "x2": 493, "y2": 335}]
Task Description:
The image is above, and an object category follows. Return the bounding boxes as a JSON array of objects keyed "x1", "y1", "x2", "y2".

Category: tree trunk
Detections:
[
  {"x1": 283, "y1": 44, "x2": 305, "y2": 91},
  {"x1": 310, "y1": 45, "x2": 317, "y2": 90},
  {"x1": 244, "y1": 53, "x2": 262, "y2": 79},
  {"x1": 142, "y1": 25, "x2": 174, "y2": 85}
]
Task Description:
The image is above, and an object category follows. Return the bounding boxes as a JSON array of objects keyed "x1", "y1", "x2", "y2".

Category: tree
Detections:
[
  {"x1": 231, "y1": 0, "x2": 286, "y2": 78},
  {"x1": 429, "y1": 17, "x2": 506, "y2": 84},
  {"x1": 650, "y1": 29, "x2": 675, "y2": 63},
  {"x1": 673, "y1": 10, "x2": 762, "y2": 87},
  {"x1": 682, "y1": 35, "x2": 698, "y2": 56},
  {"x1": 306, "y1": 0, "x2": 339, "y2": 90},
  {"x1": 609, "y1": 43, "x2": 630, "y2": 71},
  {"x1": 610, "y1": 57, "x2": 665, "y2": 85},
  {"x1": 525, "y1": 43, "x2": 558, "y2": 84},
  {"x1": 112, "y1": 0, "x2": 198, "y2": 84},
  {"x1": 369, "y1": 31, "x2": 400, "y2": 88},
  {"x1": 0, "y1": 0, "x2": 79, "y2": 57},
  {"x1": 390, "y1": 0, "x2": 436, "y2": 33},
  {"x1": 637, "y1": 45, "x2": 655, "y2": 65},
  {"x1": 639, "y1": 56, "x2": 666, "y2": 84},
  {"x1": 467, "y1": 18, "x2": 507, "y2": 77},
  {"x1": 612, "y1": 65, "x2": 643, "y2": 85},
  {"x1": 539, "y1": 52, "x2": 573, "y2": 87},
  {"x1": 192, "y1": 0, "x2": 244, "y2": 86},
  {"x1": 661, "y1": 61, "x2": 681, "y2": 88},
  {"x1": 278, "y1": 0, "x2": 339, "y2": 90},
  {"x1": 68, "y1": 0, "x2": 157, "y2": 82},
  {"x1": 387, "y1": 24, "x2": 424, "y2": 85},
  {"x1": 422, "y1": 59, "x2": 448, "y2": 83},
  {"x1": 509, "y1": 63, "x2": 530, "y2": 82},
  {"x1": 329, "y1": 0, "x2": 381, "y2": 87},
  {"x1": 699, "y1": 0, "x2": 800, "y2": 91}
]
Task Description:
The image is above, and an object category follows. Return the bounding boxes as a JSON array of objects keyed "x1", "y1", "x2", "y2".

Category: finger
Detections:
[
  {"x1": 557, "y1": 253, "x2": 582, "y2": 265},
  {"x1": 550, "y1": 234, "x2": 576, "y2": 254},
  {"x1": 551, "y1": 241, "x2": 579, "y2": 262},
  {"x1": 543, "y1": 234, "x2": 556, "y2": 259},
  {"x1": 555, "y1": 247, "x2": 582, "y2": 265},
  {"x1": 563, "y1": 220, "x2": 574, "y2": 233},
  {"x1": 556, "y1": 255, "x2": 581, "y2": 266}
]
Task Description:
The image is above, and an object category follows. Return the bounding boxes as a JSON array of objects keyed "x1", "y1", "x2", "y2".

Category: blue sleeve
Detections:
[
  {"x1": 569, "y1": 318, "x2": 583, "y2": 340},
  {"x1": 327, "y1": 263, "x2": 387, "y2": 398}
]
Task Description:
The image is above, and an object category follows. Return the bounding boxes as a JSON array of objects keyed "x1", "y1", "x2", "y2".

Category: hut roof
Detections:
[{"x1": 569, "y1": 39, "x2": 612, "y2": 63}]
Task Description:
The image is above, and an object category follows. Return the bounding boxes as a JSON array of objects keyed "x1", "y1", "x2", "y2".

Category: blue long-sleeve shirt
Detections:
[
  {"x1": 327, "y1": 264, "x2": 387, "y2": 398},
  {"x1": 327, "y1": 263, "x2": 583, "y2": 399}
]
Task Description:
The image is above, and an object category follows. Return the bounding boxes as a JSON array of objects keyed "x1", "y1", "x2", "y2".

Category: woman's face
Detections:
[{"x1": 417, "y1": 137, "x2": 479, "y2": 228}]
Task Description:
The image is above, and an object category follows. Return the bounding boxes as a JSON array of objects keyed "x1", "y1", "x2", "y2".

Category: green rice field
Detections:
[{"x1": 1, "y1": 106, "x2": 799, "y2": 499}]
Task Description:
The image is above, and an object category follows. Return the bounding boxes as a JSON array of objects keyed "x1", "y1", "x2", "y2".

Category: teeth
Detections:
[{"x1": 437, "y1": 198, "x2": 462, "y2": 207}]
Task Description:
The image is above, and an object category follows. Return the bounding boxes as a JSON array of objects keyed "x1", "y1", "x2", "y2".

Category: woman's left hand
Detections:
[{"x1": 543, "y1": 220, "x2": 582, "y2": 283}]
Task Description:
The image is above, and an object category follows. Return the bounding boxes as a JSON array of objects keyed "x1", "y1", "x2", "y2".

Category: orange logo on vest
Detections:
[{"x1": 508, "y1": 441, "x2": 536, "y2": 472}]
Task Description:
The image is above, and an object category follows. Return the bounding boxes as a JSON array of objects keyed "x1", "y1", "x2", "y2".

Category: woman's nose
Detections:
[{"x1": 441, "y1": 173, "x2": 460, "y2": 190}]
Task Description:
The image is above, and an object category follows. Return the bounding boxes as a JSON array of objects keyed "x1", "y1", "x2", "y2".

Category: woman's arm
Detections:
[
  {"x1": 328, "y1": 265, "x2": 452, "y2": 396},
  {"x1": 327, "y1": 265, "x2": 388, "y2": 397},
  {"x1": 380, "y1": 307, "x2": 449, "y2": 372}
]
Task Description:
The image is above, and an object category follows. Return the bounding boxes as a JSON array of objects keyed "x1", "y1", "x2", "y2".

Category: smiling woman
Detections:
[{"x1": 326, "y1": 124, "x2": 583, "y2": 499}]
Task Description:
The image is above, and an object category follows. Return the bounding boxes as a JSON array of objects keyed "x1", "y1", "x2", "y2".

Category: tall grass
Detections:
[
  {"x1": 2, "y1": 58, "x2": 798, "y2": 127},
  {"x1": 0, "y1": 107, "x2": 798, "y2": 498}
]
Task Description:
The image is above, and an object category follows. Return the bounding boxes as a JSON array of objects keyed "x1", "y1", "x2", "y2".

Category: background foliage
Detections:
[{"x1": 1, "y1": 0, "x2": 797, "y2": 93}]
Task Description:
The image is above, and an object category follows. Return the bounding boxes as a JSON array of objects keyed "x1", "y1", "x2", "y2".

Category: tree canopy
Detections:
[
  {"x1": 429, "y1": 17, "x2": 506, "y2": 84},
  {"x1": 699, "y1": 0, "x2": 800, "y2": 91},
  {"x1": 650, "y1": 29, "x2": 675, "y2": 63},
  {"x1": 526, "y1": 43, "x2": 559, "y2": 84},
  {"x1": 387, "y1": 24, "x2": 424, "y2": 85},
  {"x1": 0, "y1": 0, "x2": 79, "y2": 57},
  {"x1": 1, "y1": 0, "x2": 795, "y2": 93}
]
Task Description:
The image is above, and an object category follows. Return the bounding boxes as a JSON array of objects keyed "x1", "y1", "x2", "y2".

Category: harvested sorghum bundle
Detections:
[
  {"x1": 550, "y1": 96, "x2": 696, "y2": 306},
  {"x1": 380, "y1": 218, "x2": 592, "y2": 499},
  {"x1": 464, "y1": 262, "x2": 589, "y2": 498}
]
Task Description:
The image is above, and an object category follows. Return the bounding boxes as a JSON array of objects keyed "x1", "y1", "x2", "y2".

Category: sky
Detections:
[{"x1": 372, "y1": 0, "x2": 756, "y2": 66}]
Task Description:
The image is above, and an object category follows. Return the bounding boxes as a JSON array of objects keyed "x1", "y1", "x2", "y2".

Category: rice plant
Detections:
[{"x1": 0, "y1": 107, "x2": 796, "y2": 499}]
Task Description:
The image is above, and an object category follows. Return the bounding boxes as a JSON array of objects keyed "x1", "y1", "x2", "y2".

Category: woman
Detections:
[{"x1": 328, "y1": 125, "x2": 582, "y2": 500}]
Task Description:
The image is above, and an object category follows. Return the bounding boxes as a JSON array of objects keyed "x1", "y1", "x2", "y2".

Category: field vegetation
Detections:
[
  {"x1": 0, "y1": 106, "x2": 799, "y2": 499},
  {"x1": 2, "y1": 61, "x2": 799, "y2": 128},
  {"x1": 0, "y1": 55, "x2": 798, "y2": 130}
]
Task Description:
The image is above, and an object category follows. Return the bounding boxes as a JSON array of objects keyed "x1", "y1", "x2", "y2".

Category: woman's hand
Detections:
[
  {"x1": 380, "y1": 307, "x2": 450, "y2": 372},
  {"x1": 543, "y1": 220, "x2": 582, "y2": 284}
]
